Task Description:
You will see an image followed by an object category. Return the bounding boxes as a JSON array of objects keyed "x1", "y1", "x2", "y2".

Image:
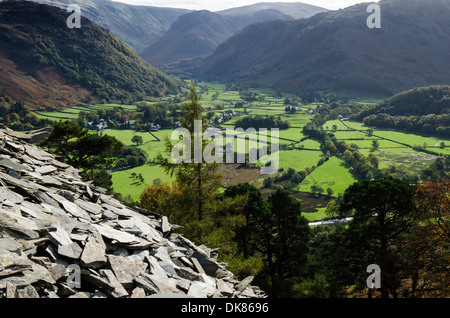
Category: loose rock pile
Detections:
[{"x1": 0, "y1": 127, "x2": 265, "y2": 298}]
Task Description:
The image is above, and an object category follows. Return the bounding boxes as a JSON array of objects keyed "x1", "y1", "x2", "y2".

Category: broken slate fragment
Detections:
[
  {"x1": 130, "y1": 287, "x2": 146, "y2": 298},
  {"x1": 16, "y1": 285, "x2": 40, "y2": 298},
  {"x1": 100, "y1": 269, "x2": 129, "y2": 298},
  {"x1": 24, "y1": 144, "x2": 54, "y2": 161},
  {"x1": 57, "y1": 242, "x2": 83, "y2": 259},
  {"x1": 0, "y1": 250, "x2": 55, "y2": 289},
  {"x1": 108, "y1": 254, "x2": 147, "y2": 287},
  {"x1": 80, "y1": 233, "x2": 107, "y2": 268},
  {"x1": 47, "y1": 192, "x2": 92, "y2": 221},
  {"x1": 0, "y1": 157, "x2": 29, "y2": 173},
  {"x1": 48, "y1": 226, "x2": 73, "y2": 247},
  {"x1": 236, "y1": 276, "x2": 254, "y2": 293},
  {"x1": 191, "y1": 251, "x2": 219, "y2": 277},
  {"x1": 75, "y1": 199, "x2": 102, "y2": 215},
  {"x1": 35, "y1": 165, "x2": 58, "y2": 175},
  {"x1": 93, "y1": 223, "x2": 140, "y2": 245},
  {"x1": 0, "y1": 209, "x2": 40, "y2": 239},
  {"x1": 217, "y1": 279, "x2": 234, "y2": 297},
  {"x1": 187, "y1": 281, "x2": 216, "y2": 298},
  {"x1": 0, "y1": 186, "x2": 24, "y2": 205},
  {"x1": 0, "y1": 237, "x2": 23, "y2": 252},
  {"x1": 191, "y1": 257, "x2": 206, "y2": 275},
  {"x1": 41, "y1": 175, "x2": 63, "y2": 187},
  {"x1": 146, "y1": 255, "x2": 168, "y2": 279}
]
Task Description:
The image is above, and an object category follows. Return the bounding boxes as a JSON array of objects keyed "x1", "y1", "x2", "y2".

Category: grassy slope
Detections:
[
  {"x1": 298, "y1": 156, "x2": 359, "y2": 196},
  {"x1": 111, "y1": 164, "x2": 174, "y2": 201},
  {"x1": 324, "y1": 119, "x2": 450, "y2": 173},
  {"x1": 34, "y1": 0, "x2": 190, "y2": 52}
]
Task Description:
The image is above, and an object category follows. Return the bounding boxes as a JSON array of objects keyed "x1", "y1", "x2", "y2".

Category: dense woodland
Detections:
[
  {"x1": 234, "y1": 115, "x2": 291, "y2": 130},
  {"x1": 0, "y1": 101, "x2": 53, "y2": 131},
  {"x1": 355, "y1": 86, "x2": 450, "y2": 137}
]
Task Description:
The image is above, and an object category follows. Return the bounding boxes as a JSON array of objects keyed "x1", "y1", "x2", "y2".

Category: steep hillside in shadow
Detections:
[
  {"x1": 0, "y1": 1, "x2": 179, "y2": 108},
  {"x1": 196, "y1": 0, "x2": 450, "y2": 97}
]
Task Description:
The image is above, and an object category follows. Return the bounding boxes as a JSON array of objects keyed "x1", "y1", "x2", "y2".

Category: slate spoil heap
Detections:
[{"x1": 0, "y1": 127, "x2": 266, "y2": 298}]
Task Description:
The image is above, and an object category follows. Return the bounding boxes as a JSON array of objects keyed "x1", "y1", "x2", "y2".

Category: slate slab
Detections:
[
  {"x1": 80, "y1": 233, "x2": 107, "y2": 268},
  {"x1": 108, "y1": 254, "x2": 147, "y2": 287}
]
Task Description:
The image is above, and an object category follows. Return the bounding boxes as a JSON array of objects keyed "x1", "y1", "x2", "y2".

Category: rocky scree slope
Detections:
[{"x1": 0, "y1": 126, "x2": 265, "y2": 298}]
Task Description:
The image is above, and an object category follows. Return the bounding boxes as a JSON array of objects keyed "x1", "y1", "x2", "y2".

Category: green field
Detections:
[
  {"x1": 33, "y1": 83, "x2": 448, "y2": 222},
  {"x1": 111, "y1": 164, "x2": 174, "y2": 201},
  {"x1": 101, "y1": 129, "x2": 158, "y2": 145},
  {"x1": 97, "y1": 128, "x2": 174, "y2": 201},
  {"x1": 34, "y1": 103, "x2": 137, "y2": 121},
  {"x1": 278, "y1": 149, "x2": 324, "y2": 172},
  {"x1": 298, "y1": 156, "x2": 360, "y2": 196},
  {"x1": 324, "y1": 119, "x2": 449, "y2": 172},
  {"x1": 326, "y1": 119, "x2": 450, "y2": 150},
  {"x1": 303, "y1": 207, "x2": 328, "y2": 222}
]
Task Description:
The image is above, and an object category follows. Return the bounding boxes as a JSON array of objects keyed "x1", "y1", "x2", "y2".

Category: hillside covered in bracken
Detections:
[{"x1": 0, "y1": 1, "x2": 179, "y2": 108}]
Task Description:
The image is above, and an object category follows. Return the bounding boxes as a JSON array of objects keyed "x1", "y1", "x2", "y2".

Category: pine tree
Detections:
[{"x1": 158, "y1": 84, "x2": 222, "y2": 222}]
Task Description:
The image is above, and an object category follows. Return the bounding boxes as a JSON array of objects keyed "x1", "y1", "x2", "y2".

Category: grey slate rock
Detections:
[
  {"x1": 57, "y1": 242, "x2": 83, "y2": 259},
  {"x1": 0, "y1": 157, "x2": 29, "y2": 173},
  {"x1": 0, "y1": 238, "x2": 23, "y2": 252},
  {"x1": 108, "y1": 254, "x2": 147, "y2": 287},
  {"x1": 0, "y1": 127, "x2": 266, "y2": 299},
  {"x1": 191, "y1": 251, "x2": 220, "y2": 277},
  {"x1": 80, "y1": 233, "x2": 107, "y2": 268}
]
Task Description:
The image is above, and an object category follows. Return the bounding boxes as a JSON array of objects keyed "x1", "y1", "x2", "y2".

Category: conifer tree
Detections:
[{"x1": 158, "y1": 84, "x2": 222, "y2": 222}]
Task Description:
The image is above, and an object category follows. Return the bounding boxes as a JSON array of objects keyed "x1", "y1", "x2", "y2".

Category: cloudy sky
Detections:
[{"x1": 111, "y1": 0, "x2": 378, "y2": 11}]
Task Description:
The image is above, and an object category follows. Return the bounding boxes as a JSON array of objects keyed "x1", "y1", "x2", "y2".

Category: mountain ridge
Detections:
[
  {"x1": 140, "y1": 2, "x2": 327, "y2": 67},
  {"x1": 139, "y1": 10, "x2": 275, "y2": 66},
  {"x1": 0, "y1": 0, "x2": 179, "y2": 108},
  {"x1": 195, "y1": 0, "x2": 450, "y2": 97},
  {"x1": 217, "y1": 1, "x2": 327, "y2": 19},
  {"x1": 25, "y1": 0, "x2": 191, "y2": 52}
]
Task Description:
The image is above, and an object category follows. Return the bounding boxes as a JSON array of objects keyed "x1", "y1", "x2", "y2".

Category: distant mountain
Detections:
[
  {"x1": 139, "y1": 10, "x2": 284, "y2": 66},
  {"x1": 218, "y1": 2, "x2": 327, "y2": 19},
  {"x1": 140, "y1": 3, "x2": 327, "y2": 67},
  {"x1": 0, "y1": 1, "x2": 179, "y2": 108},
  {"x1": 27, "y1": 0, "x2": 191, "y2": 52},
  {"x1": 196, "y1": 0, "x2": 450, "y2": 97}
]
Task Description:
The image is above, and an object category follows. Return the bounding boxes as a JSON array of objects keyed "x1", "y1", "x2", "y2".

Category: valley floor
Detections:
[{"x1": 33, "y1": 81, "x2": 449, "y2": 223}]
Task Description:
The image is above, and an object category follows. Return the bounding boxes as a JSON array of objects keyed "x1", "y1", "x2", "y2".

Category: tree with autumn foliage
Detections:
[
  {"x1": 416, "y1": 177, "x2": 450, "y2": 238},
  {"x1": 140, "y1": 181, "x2": 181, "y2": 217},
  {"x1": 408, "y1": 177, "x2": 450, "y2": 296}
]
